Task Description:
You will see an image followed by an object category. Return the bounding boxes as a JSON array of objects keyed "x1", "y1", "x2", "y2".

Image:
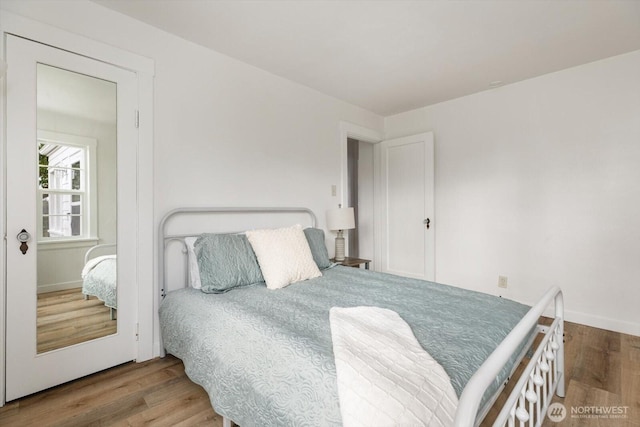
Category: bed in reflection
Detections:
[{"x1": 82, "y1": 243, "x2": 117, "y2": 320}]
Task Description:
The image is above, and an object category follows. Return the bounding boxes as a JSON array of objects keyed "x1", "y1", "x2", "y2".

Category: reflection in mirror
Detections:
[{"x1": 36, "y1": 63, "x2": 117, "y2": 353}]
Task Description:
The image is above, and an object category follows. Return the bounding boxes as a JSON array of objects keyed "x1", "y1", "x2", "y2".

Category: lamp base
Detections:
[{"x1": 334, "y1": 234, "x2": 345, "y2": 262}]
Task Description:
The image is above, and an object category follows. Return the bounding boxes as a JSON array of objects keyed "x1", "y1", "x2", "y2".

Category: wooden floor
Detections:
[
  {"x1": 1, "y1": 321, "x2": 638, "y2": 426},
  {"x1": 37, "y1": 288, "x2": 117, "y2": 353},
  {"x1": 481, "y1": 321, "x2": 640, "y2": 426}
]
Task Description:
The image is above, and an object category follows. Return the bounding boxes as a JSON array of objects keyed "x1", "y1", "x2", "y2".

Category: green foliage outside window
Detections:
[{"x1": 38, "y1": 143, "x2": 48, "y2": 189}]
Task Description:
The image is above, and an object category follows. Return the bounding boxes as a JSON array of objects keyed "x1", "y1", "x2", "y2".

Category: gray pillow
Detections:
[
  {"x1": 304, "y1": 228, "x2": 331, "y2": 270},
  {"x1": 195, "y1": 233, "x2": 264, "y2": 293}
]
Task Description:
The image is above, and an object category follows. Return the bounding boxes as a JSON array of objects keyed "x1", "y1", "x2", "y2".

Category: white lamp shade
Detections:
[{"x1": 326, "y1": 207, "x2": 355, "y2": 231}]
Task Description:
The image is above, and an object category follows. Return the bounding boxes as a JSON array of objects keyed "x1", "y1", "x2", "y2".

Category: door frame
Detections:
[
  {"x1": 338, "y1": 122, "x2": 383, "y2": 268},
  {"x1": 0, "y1": 10, "x2": 155, "y2": 406}
]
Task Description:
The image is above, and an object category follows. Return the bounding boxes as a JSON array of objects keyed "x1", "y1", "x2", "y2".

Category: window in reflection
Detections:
[{"x1": 39, "y1": 142, "x2": 89, "y2": 238}]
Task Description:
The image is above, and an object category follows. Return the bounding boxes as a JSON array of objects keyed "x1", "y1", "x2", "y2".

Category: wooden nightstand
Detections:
[{"x1": 331, "y1": 256, "x2": 371, "y2": 270}]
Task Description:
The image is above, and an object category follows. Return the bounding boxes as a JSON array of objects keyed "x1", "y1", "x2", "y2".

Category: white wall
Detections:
[
  {"x1": 385, "y1": 50, "x2": 640, "y2": 336},
  {"x1": 0, "y1": 0, "x2": 383, "y2": 354}
]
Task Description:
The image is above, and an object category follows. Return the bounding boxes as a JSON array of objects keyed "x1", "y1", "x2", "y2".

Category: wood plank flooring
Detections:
[
  {"x1": 1, "y1": 321, "x2": 638, "y2": 426},
  {"x1": 37, "y1": 288, "x2": 117, "y2": 353},
  {"x1": 481, "y1": 321, "x2": 640, "y2": 427},
  {"x1": 543, "y1": 324, "x2": 640, "y2": 426}
]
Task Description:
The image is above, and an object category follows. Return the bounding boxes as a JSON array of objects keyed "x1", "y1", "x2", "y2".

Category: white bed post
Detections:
[{"x1": 554, "y1": 291, "x2": 565, "y2": 398}]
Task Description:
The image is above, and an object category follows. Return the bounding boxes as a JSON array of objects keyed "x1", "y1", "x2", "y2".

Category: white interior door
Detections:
[
  {"x1": 5, "y1": 35, "x2": 138, "y2": 400},
  {"x1": 378, "y1": 132, "x2": 435, "y2": 280}
]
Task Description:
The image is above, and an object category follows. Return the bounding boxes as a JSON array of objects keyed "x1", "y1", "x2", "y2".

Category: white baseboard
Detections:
[
  {"x1": 543, "y1": 306, "x2": 639, "y2": 336},
  {"x1": 37, "y1": 280, "x2": 83, "y2": 294}
]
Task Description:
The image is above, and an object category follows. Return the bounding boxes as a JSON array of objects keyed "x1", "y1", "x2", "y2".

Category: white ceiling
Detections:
[{"x1": 94, "y1": 0, "x2": 640, "y2": 116}]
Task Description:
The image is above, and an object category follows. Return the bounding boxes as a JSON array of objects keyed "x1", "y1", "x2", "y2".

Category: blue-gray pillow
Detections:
[
  {"x1": 304, "y1": 228, "x2": 331, "y2": 270},
  {"x1": 195, "y1": 233, "x2": 264, "y2": 293}
]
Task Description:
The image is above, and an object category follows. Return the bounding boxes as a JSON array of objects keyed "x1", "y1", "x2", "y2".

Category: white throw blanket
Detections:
[{"x1": 330, "y1": 306, "x2": 459, "y2": 427}]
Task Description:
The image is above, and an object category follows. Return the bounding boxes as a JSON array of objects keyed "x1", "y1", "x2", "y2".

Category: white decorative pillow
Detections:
[
  {"x1": 246, "y1": 224, "x2": 322, "y2": 290},
  {"x1": 184, "y1": 236, "x2": 202, "y2": 289}
]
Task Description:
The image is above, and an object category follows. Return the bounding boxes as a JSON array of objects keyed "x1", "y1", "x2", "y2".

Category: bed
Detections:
[
  {"x1": 158, "y1": 207, "x2": 565, "y2": 427},
  {"x1": 82, "y1": 243, "x2": 117, "y2": 319}
]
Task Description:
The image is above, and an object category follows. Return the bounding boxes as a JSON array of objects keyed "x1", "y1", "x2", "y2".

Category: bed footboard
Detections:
[{"x1": 455, "y1": 286, "x2": 565, "y2": 427}]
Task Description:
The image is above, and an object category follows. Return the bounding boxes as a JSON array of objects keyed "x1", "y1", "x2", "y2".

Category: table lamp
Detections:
[{"x1": 326, "y1": 207, "x2": 355, "y2": 261}]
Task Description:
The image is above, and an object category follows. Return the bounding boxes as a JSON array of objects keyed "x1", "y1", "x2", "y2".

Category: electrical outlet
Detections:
[
  {"x1": 498, "y1": 275, "x2": 508, "y2": 288},
  {"x1": 331, "y1": 185, "x2": 337, "y2": 197}
]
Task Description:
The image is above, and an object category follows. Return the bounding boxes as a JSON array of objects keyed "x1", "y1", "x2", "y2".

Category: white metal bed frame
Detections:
[
  {"x1": 158, "y1": 207, "x2": 565, "y2": 427},
  {"x1": 84, "y1": 243, "x2": 117, "y2": 265}
]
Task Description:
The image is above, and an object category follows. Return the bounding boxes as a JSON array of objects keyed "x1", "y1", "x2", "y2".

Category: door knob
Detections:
[
  {"x1": 423, "y1": 218, "x2": 431, "y2": 229},
  {"x1": 17, "y1": 229, "x2": 30, "y2": 254}
]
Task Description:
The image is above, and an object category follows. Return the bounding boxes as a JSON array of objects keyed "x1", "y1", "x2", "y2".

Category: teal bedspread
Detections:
[
  {"x1": 159, "y1": 266, "x2": 532, "y2": 426},
  {"x1": 82, "y1": 258, "x2": 117, "y2": 309}
]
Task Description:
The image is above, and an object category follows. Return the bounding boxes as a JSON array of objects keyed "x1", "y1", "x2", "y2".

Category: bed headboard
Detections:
[
  {"x1": 84, "y1": 243, "x2": 117, "y2": 264},
  {"x1": 158, "y1": 207, "x2": 318, "y2": 297}
]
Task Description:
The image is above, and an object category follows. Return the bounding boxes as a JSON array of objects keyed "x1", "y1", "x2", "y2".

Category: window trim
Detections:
[{"x1": 37, "y1": 130, "x2": 98, "y2": 243}]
